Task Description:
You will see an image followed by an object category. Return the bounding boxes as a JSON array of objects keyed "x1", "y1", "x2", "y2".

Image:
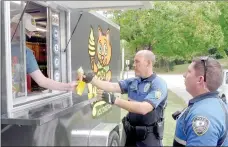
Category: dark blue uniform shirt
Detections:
[
  {"x1": 118, "y1": 73, "x2": 168, "y2": 109},
  {"x1": 118, "y1": 73, "x2": 168, "y2": 146},
  {"x1": 173, "y1": 92, "x2": 228, "y2": 146}
]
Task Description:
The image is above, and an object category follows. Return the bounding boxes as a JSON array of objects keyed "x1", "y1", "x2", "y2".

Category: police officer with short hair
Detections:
[
  {"x1": 82, "y1": 50, "x2": 168, "y2": 147},
  {"x1": 173, "y1": 56, "x2": 228, "y2": 146}
]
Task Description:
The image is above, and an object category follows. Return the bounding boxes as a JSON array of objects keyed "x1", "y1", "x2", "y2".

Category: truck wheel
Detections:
[{"x1": 108, "y1": 131, "x2": 120, "y2": 146}]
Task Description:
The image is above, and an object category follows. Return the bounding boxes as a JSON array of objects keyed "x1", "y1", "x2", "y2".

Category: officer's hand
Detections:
[
  {"x1": 82, "y1": 72, "x2": 95, "y2": 83},
  {"x1": 101, "y1": 92, "x2": 116, "y2": 104}
]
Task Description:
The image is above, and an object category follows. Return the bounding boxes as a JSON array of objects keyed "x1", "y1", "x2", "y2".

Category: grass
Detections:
[
  {"x1": 163, "y1": 90, "x2": 187, "y2": 146},
  {"x1": 120, "y1": 90, "x2": 187, "y2": 146},
  {"x1": 219, "y1": 58, "x2": 228, "y2": 69},
  {"x1": 155, "y1": 64, "x2": 188, "y2": 75},
  {"x1": 156, "y1": 57, "x2": 228, "y2": 74}
]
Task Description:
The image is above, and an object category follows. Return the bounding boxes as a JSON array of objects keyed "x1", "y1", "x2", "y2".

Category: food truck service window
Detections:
[{"x1": 8, "y1": 1, "x2": 69, "y2": 109}]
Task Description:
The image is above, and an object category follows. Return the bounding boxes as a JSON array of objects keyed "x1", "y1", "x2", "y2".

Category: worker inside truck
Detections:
[{"x1": 10, "y1": 1, "x2": 76, "y2": 99}]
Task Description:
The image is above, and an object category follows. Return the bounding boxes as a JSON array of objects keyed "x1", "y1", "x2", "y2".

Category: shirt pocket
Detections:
[
  {"x1": 138, "y1": 91, "x2": 148, "y2": 97},
  {"x1": 128, "y1": 88, "x2": 138, "y2": 100}
]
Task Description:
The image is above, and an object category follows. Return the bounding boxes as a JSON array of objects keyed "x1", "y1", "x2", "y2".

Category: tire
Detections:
[{"x1": 108, "y1": 131, "x2": 120, "y2": 146}]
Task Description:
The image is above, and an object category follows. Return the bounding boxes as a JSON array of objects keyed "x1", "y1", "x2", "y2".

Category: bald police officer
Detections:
[
  {"x1": 173, "y1": 56, "x2": 228, "y2": 146},
  {"x1": 82, "y1": 50, "x2": 168, "y2": 147}
]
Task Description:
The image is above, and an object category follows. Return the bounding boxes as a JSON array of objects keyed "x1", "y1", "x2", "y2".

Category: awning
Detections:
[{"x1": 52, "y1": 1, "x2": 153, "y2": 11}]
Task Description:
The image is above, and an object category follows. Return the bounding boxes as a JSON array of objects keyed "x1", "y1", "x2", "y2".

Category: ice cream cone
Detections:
[
  {"x1": 77, "y1": 67, "x2": 84, "y2": 81},
  {"x1": 76, "y1": 67, "x2": 86, "y2": 95}
]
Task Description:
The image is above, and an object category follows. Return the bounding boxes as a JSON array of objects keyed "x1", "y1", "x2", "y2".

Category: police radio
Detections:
[{"x1": 172, "y1": 111, "x2": 182, "y2": 120}]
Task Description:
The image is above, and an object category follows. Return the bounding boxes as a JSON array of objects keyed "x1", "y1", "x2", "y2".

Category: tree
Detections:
[
  {"x1": 217, "y1": 2, "x2": 228, "y2": 57},
  {"x1": 107, "y1": 1, "x2": 227, "y2": 66}
]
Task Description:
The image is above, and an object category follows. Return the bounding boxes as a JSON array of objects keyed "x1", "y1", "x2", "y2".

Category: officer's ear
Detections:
[
  {"x1": 198, "y1": 76, "x2": 204, "y2": 83},
  {"x1": 197, "y1": 76, "x2": 205, "y2": 86}
]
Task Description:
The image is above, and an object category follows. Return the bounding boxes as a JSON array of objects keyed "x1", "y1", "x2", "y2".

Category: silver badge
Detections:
[
  {"x1": 192, "y1": 116, "x2": 210, "y2": 136},
  {"x1": 144, "y1": 83, "x2": 151, "y2": 92}
]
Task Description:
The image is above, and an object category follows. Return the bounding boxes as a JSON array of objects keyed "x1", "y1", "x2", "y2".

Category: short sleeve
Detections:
[
  {"x1": 26, "y1": 48, "x2": 39, "y2": 74},
  {"x1": 185, "y1": 114, "x2": 219, "y2": 146},
  {"x1": 118, "y1": 78, "x2": 135, "y2": 94},
  {"x1": 144, "y1": 78, "x2": 168, "y2": 108}
]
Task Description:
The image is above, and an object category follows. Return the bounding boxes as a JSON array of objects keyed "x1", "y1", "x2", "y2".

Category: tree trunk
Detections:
[
  {"x1": 166, "y1": 60, "x2": 170, "y2": 72},
  {"x1": 148, "y1": 43, "x2": 151, "y2": 50}
]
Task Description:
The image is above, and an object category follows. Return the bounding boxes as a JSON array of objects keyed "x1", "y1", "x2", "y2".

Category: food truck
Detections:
[{"x1": 1, "y1": 1, "x2": 152, "y2": 146}]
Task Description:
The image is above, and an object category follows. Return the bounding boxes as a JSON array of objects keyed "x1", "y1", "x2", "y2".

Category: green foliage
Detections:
[
  {"x1": 208, "y1": 48, "x2": 218, "y2": 55},
  {"x1": 107, "y1": 1, "x2": 228, "y2": 65},
  {"x1": 217, "y1": 2, "x2": 228, "y2": 52},
  {"x1": 224, "y1": 48, "x2": 228, "y2": 56}
]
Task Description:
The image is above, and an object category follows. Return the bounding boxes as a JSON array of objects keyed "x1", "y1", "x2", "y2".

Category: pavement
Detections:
[{"x1": 124, "y1": 71, "x2": 192, "y2": 104}]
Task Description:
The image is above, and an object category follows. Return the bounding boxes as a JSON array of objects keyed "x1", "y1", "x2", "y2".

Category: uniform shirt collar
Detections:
[
  {"x1": 140, "y1": 72, "x2": 157, "y2": 82},
  {"x1": 188, "y1": 91, "x2": 219, "y2": 106}
]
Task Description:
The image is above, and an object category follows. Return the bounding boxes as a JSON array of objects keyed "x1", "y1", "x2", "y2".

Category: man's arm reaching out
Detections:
[
  {"x1": 26, "y1": 48, "x2": 76, "y2": 92},
  {"x1": 91, "y1": 77, "x2": 121, "y2": 93},
  {"x1": 30, "y1": 70, "x2": 76, "y2": 91},
  {"x1": 84, "y1": 72, "x2": 154, "y2": 115},
  {"x1": 82, "y1": 72, "x2": 121, "y2": 93}
]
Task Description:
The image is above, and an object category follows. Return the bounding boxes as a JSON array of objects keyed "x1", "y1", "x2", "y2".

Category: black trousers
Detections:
[{"x1": 125, "y1": 132, "x2": 163, "y2": 147}]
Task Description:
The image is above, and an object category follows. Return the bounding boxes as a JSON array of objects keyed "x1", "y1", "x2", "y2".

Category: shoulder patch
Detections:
[
  {"x1": 192, "y1": 116, "x2": 210, "y2": 136},
  {"x1": 155, "y1": 89, "x2": 162, "y2": 99}
]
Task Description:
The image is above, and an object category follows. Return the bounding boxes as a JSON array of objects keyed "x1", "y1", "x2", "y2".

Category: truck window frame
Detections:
[{"x1": 3, "y1": 1, "x2": 71, "y2": 114}]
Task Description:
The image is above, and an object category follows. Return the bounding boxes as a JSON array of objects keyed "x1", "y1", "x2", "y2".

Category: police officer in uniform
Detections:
[
  {"x1": 82, "y1": 50, "x2": 168, "y2": 147},
  {"x1": 173, "y1": 56, "x2": 228, "y2": 146}
]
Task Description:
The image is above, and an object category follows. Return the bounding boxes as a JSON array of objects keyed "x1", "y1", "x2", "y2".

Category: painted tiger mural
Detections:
[
  {"x1": 87, "y1": 26, "x2": 112, "y2": 99},
  {"x1": 87, "y1": 26, "x2": 113, "y2": 118}
]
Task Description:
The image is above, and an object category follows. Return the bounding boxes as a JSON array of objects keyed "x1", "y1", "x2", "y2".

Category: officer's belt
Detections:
[
  {"x1": 145, "y1": 125, "x2": 156, "y2": 133},
  {"x1": 130, "y1": 124, "x2": 156, "y2": 133}
]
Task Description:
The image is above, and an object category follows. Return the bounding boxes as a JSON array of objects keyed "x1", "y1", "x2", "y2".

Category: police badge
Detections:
[
  {"x1": 192, "y1": 116, "x2": 210, "y2": 136},
  {"x1": 144, "y1": 83, "x2": 151, "y2": 92}
]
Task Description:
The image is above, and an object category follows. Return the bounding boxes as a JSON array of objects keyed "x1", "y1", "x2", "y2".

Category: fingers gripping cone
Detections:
[{"x1": 76, "y1": 67, "x2": 86, "y2": 95}]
